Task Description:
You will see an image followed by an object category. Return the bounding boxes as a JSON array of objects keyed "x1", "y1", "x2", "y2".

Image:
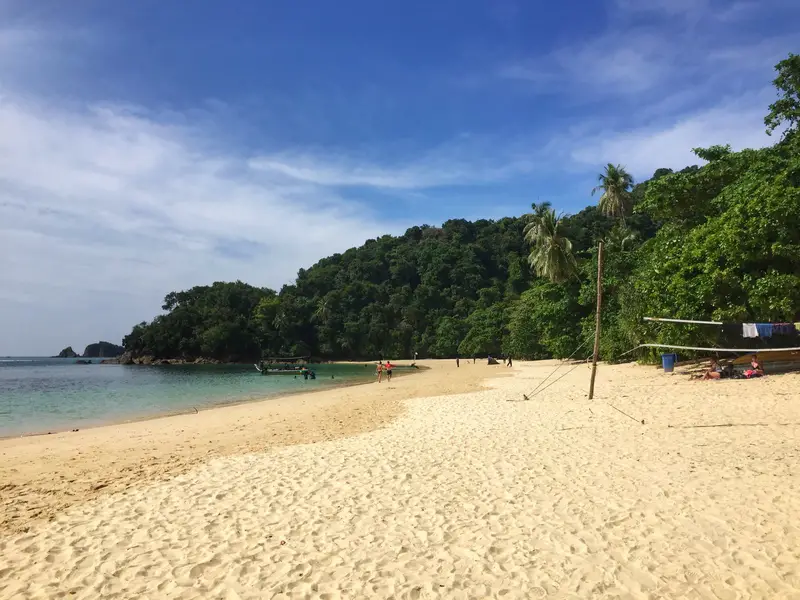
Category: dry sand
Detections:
[
  {"x1": 2, "y1": 359, "x2": 800, "y2": 599},
  {"x1": 1, "y1": 360, "x2": 502, "y2": 536}
]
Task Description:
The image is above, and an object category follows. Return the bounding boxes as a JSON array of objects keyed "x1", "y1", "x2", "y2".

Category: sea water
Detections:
[{"x1": 0, "y1": 358, "x2": 383, "y2": 437}]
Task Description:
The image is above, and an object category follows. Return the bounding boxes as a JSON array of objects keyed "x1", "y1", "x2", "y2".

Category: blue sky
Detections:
[{"x1": 1, "y1": 0, "x2": 797, "y2": 355}]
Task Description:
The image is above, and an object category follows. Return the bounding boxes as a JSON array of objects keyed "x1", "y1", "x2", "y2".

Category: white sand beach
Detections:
[{"x1": 2, "y1": 360, "x2": 800, "y2": 599}]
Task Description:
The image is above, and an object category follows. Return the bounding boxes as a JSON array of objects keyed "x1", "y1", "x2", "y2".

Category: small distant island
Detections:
[
  {"x1": 55, "y1": 346, "x2": 79, "y2": 358},
  {"x1": 83, "y1": 341, "x2": 125, "y2": 358},
  {"x1": 53, "y1": 341, "x2": 125, "y2": 360}
]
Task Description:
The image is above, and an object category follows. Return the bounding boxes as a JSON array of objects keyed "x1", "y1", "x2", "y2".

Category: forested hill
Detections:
[
  {"x1": 123, "y1": 55, "x2": 800, "y2": 363},
  {"x1": 123, "y1": 217, "x2": 545, "y2": 361}
]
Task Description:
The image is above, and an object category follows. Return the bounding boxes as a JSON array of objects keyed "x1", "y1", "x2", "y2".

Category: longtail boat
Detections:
[{"x1": 254, "y1": 356, "x2": 315, "y2": 377}]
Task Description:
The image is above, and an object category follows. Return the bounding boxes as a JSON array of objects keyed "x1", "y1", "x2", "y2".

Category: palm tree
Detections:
[
  {"x1": 525, "y1": 207, "x2": 576, "y2": 283},
  {"x1": 606, "y1": 226, "x2": 639, "y2": 252},
  {"x1": 312, "y1": 297, "x2": 332, "y2": 324},
  {"x1": 336, "y1": 335, "x2": 352, "y2": 354},
  {"x1": 523, "y1": 200, "x2": 553, "y2": 241},
  {"x1": 592, "y1": 164, "x2": 634, "y2": 223}
]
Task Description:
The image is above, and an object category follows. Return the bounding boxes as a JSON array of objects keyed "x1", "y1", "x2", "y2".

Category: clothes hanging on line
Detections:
[
  {"x1": 755, "y1": 323, "x2": 773, "y2": 338},
  {"x1": 742, "y1": 323, "x2": 758, "y2": 338},
  {"x1": 772, "y1": 322, "x2": 796, "y2": 335}
]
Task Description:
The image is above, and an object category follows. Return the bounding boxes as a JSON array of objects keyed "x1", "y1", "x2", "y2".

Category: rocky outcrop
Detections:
[
  {"x1": 82, "y1": 341, "x2": 125, "y2": 358},
  {"x1": 100, "y1": 351, "x2": 135, "y2": 365},
  {"x1": 55, "y1": 347, "x2": 79, "y2": 358},
  {"x1": 99, "y1": 353, "x2": 222, "y2": 365}
]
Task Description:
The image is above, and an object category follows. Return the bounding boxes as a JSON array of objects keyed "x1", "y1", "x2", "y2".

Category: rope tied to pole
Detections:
[{"x1": 520, "y1": 335, "x2": 594, "y2": 401}]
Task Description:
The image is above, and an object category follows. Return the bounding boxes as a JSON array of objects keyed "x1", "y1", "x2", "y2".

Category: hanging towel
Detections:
[
  {"x1": 742, "y1": 323, "x2": 758, "y2": 338},
  {"x1": 773, "y1": 323, "x2": 794, "y2": 335},
  {"x1": 756, "y1": 323, "x2": 773, "y2": 338},
  {"x1": 795, "y1": 322, "x2": 800, "y2": 334}
]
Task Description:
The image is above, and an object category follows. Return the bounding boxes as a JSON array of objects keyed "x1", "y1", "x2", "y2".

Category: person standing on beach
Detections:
[
  {"x1": 376, "y1": 361, "x2": 384, "y2": 383},
  {"x1": 385, "y1": 360, "x2": 393, "y2": 382},
  {"x1": 456, "y1": 355, "x2": 460, "y2": 368},
  {"x1": 507, "y1": 356, "x2": 513, "y2": 367}
]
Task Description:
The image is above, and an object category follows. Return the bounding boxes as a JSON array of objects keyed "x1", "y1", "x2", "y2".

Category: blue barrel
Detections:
[{"x1": 661, "y1": 353, "x2": 677, "y2": 373}]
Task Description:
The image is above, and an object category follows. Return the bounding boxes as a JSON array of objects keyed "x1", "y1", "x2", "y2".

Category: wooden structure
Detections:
[{"x1": 588, "y1": 241, "x2": 604, "y2": 400}]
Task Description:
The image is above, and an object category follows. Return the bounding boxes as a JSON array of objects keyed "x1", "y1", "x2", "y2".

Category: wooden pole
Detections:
[{"x1": 588, "y1": 241, "x2": 604, "y2": 400}]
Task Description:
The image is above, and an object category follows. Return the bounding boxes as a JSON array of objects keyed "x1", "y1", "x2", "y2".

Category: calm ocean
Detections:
[{"x1": 0, "y1": 358, "x2": 380, "y2": 437}]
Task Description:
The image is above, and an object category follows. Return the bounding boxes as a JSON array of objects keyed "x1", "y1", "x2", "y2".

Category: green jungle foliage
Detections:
[{"x1": 123, "y1": 56, "x2": 800, "y2": 363}]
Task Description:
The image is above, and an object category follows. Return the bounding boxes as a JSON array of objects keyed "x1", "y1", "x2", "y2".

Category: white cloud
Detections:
[
  {"x1": 497, "y1": 0, "x2": 795, "y2": 180},
  {"x1": 250, "y1": 141, "x2": 538, "y2": 190},
  {"x1": 613, "y1": 0, "x2": 798, "y2": 21},
  {"x1": 612, "y1": 0, "x2": 709, "y2": 17},
  {"x1": 0, "y1": 20, "x2": 101, "y2": 94},
  {"x1": 567, "y1": 93, "x2": 774, "y2": 177},
  {"x1": 499, "y1": 30, "x2": 673, "y2": 96},
  {"x1": 250, "y1": 155, "x2": 446, "y2": 189},
  {"x1": 0, "y1": 95, "x2": 401, "y2": 355},
  {"x1": 499, "y1": 0, "x2": 797, "y2": 106}
]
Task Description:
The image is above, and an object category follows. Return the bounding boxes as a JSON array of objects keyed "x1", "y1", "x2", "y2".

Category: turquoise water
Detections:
[{"x1": 0, "y1": 358, "x2": 382, "y2": 437}]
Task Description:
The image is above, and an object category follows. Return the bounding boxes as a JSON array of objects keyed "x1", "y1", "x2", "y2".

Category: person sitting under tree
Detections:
[
  {"x1": 703, "y1": 359, "x2": 722, "y2": 380},
  {"x1": 745, "y1": 355, "x2": 764, "y2": 378}
]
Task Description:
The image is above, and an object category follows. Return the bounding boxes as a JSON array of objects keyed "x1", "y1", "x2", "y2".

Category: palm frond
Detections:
[
  {"x1": 593, "y1": 163, "x2": 634, "y2": 222},
  {"x1": 525, "y1": 207, "x2": 577, "y2": 283}
]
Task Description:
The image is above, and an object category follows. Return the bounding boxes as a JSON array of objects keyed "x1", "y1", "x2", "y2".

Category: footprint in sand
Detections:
[
  {"x1": 684, "y1": 568, "x2": 702, "y2": 584},
  {"x1": 528, "y1": 585, "x2": 547, "y2": 598}
]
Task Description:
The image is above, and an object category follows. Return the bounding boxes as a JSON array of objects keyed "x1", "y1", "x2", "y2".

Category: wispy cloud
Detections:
[
  {"x1": 499, "y1": 0, "x2": 797, "y2": 106},
  {"x1": 565, "y1": 92, "x2": 774, "y2": 177},
  {"x1": 0, "y1": 20, "x2": 103, "y2": 94},
  {"x1": 496, "y1": 0, "x2": 795, "y2": 180},
  {"x1": 499, "y1": 30, "x2": 672, "y2": 95},
  {"x1": 612, "y1": 0, "x2": 709, "y2": 17},
  {"x1": 249, "y1": 139, "x2": 539, "y2": 190}
]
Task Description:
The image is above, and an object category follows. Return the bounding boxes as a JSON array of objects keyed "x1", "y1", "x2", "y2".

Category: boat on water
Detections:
[{"x1": 254, "y1": 356, "x2": 316, "y2": 379}]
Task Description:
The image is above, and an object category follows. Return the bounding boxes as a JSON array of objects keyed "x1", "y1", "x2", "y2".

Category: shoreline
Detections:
[
  {"x1": 0, "y1": 359, "x2": 506, "y2": 534},
  {"x1": 0, "y1": 365, "x2": 424, "y2": 441}
]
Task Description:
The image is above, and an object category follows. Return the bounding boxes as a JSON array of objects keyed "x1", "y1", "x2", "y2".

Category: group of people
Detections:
[
  {"x1": 703, "y1": 355, "x2": 764, "y2": 380},
  {"x1": 377, "y1": 352, "x2": 514, "y2": 381},
  {"x1": 375, "y1": 360, "x2": 394, "y2": 383},
  {"x1": 455, "y1": 354, "x2": 513, "y2": 367}
]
